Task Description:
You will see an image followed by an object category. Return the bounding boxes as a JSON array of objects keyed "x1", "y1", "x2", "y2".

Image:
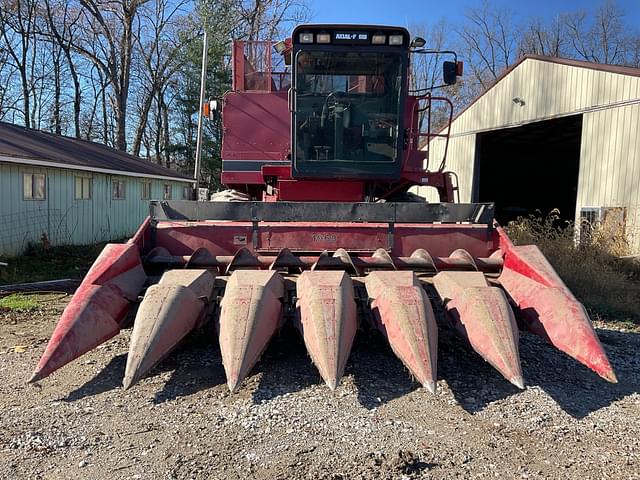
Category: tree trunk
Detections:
[
  {"x1": 52, "y1": 43, "x2": 62, "y2": 134},
  {"x1": 132, "y1": 85, "x2": 156, "y2": 156},
  {"x1": 115, "y1": 94, "x2": 127, "y2": 151},
  {"x1": 20, "y1": 69, "x2": 30, "y2": 128},
  {"x1": 67, "y1": 51, "x2": 81, "y2": 138},
  {"x1": 101, "y1": 75, "x2": 109, "y2": 145},
  {"x1": 154, "y1": 93, "x2": 162, "y2": 164},
  {"x1": 161, "y1": 94, "x2": 170, "y2": 168}
]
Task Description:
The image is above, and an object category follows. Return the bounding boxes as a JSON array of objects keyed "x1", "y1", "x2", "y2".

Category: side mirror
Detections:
[
  {"x1": 443, "y1": 61, "x2": 457, "y2": 85},
  {"x1": 443, "y1": 60, "x2": 464, "y2": 85}
]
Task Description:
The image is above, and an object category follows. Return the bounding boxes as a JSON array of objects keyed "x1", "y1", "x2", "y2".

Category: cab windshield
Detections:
[{"x1": 295, "y1": 50, "x2": 403, "y2": 163}]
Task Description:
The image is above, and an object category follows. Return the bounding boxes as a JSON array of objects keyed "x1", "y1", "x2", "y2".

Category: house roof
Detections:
[
  {"x1": 0, "y1": 121, "x2": 193, "y2": 182},
  {"x1": 441, "y1": 54, "x2": 640, "y2": 133}
]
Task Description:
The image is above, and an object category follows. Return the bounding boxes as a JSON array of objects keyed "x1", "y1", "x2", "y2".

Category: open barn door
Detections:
[{"x1": 476, "y1": 115, "x2": 582, "y2": 225}]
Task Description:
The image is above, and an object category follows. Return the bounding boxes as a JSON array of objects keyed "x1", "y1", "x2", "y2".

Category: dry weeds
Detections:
[{"x1": 506, "y1": 210, "x2": 640, "y2": 325}]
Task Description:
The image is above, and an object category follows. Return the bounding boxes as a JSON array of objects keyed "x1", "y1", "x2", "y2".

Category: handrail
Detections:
[{"x1": 409, "y1": 92, "x2": 454, "y2": 172}]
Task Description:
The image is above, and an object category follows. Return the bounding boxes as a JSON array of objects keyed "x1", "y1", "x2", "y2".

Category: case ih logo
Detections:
[{"x1": 312, "y1": 233, "x2": 337, "y2": 243}]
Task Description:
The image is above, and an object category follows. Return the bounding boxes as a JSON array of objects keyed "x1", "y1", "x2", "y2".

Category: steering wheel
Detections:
[{"x1": 320, "y1": 91, "x2": 350, "y2": 129}]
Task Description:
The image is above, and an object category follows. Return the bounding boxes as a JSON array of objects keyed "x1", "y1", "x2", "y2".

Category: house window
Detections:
[
  {"x1": 112, "y1": 179, "x2": 126, "y2": 199},
  {"x1": 75, "y1": 176, "x2": 91, "y2": 200},
  {"x1": 141, "y1": 181, "x2": 151, "y2": 200},
  {"x1": 23, "y1": 173, "x2": 46, "y2": 200},
  {"x1": 163, "y1": 184, "x2": 172, "y2": 200},
  {"x1": 182, "y1": 186, "x2": 192, "y2": 200}
]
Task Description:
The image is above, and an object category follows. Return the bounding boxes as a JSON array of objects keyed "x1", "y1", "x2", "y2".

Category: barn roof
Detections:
[
  {"x1": 447, "y1": 54, "x2": 640, "y2": 130},
  {"x1": 0, "y1": 121, "x2": 192, "y2": 182}
]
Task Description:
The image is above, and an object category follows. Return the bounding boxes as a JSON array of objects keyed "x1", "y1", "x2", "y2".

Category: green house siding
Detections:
[{"x1": 0, "y1": 162, "x2": 189, "y2": 257}]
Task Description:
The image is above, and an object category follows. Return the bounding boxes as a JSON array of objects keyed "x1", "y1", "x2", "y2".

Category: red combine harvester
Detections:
[{"x1": 31, "y1": 25, "x2": 616, "y2": 394}]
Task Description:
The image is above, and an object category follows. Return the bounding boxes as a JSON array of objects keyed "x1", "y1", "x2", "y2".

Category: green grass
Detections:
[
  {"x1": 0, "y1": 243, "x2": 107, "y2": 285},
  {"x1": 0, "y1": 293, "x2": 40, "y2": 311},
  {"x1": 506, "y1": 211, "x2": 640, "y2": 324}
]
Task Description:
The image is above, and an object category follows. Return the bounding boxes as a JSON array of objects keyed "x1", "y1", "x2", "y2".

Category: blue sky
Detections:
[{"x1": 309, "y1": 0, "x2": 640, "y2": 29}]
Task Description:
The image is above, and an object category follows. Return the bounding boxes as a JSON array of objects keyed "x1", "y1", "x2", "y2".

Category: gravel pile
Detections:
[{"x1": 1, "y1": 299, "x2": 638, "y2": 479}]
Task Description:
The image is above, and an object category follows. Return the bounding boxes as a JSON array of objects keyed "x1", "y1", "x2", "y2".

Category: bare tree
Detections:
[
  {"x1": 631, "y1": 35, "x2": 640, "y2": 67},
  {"x1": 81, "y1": 62, "x2": 113, "y2": 145},
  {"x1": 518, "y1": 16, "x2": 567, "y2": 57},
  {"x1": 410, "y1": 21, "x2": 448, "y2": 93},
  {"x1": 0, "y1": 0, "x2": 39, "y2": 128},
  {"x1": 564, "y1": 0, "x2": 629, "y2": 64},
  {"x1": 70, "y1": 0, "x2": 150, "y2": 150},
  {"x1": 30, "y1": 37, "x2": 56, "y2": 131},
  {"x1": 236, "y1": 0, "x2": 310, "y2": 41},
  {"x1": 408, "y1": 21, "x2": 462, "y2": 134},
  {"x1": 456, "y1": 0, "x2": 517, "y2": 94},
  {"x1": 131, "y1": 0, "x2": 191, "y2": 158},
  {"x1": 0, "y1": 48, "x2": 20, "y2": 120},
  {"x1": 48, "y1": 37, "x2": 63, "y2": 134},
  {"x1": 43, "y1": 0, "x2": 83, "y2": 137}
]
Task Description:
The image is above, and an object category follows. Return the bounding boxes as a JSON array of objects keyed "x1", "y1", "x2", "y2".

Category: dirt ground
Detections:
[{"x1": 1, "y1": 297, "x2": 639, "y2": 480}]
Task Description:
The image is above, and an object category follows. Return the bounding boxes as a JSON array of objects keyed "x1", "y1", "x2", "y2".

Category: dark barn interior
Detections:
[{"x1": 475, "y1": 115, "x2": 583, "y2": 225}]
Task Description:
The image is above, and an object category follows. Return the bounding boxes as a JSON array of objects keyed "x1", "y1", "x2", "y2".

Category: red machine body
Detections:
[
  {"x1": 30, "y1": 25, "x2": 617, "y2": 396},
  {"x1": 220, "y1": 26, "x2": 455, "y2": 202}
]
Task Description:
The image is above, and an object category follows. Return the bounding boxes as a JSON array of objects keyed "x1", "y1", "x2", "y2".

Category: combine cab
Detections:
[{"x1": 30, "y1": 25, "x2": 616, "y2": 393}]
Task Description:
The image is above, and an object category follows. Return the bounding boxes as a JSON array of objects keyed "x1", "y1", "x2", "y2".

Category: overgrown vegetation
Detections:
[
  {"x1": 506, "y1": 211, "x2": 640, "y2": 325},
  {"x1": 0, "y1": 243, "x2": 105, "y2": 285}
]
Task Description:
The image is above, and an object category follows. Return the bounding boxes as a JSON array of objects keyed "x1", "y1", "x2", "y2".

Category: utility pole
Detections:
[{"x1": 193, "y1": 22, "x2": 208, "y2": 198}]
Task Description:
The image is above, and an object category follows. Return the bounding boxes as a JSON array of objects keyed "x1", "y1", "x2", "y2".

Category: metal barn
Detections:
[
  {"x1": 0, "y1": 122, "x2": 192, "y2": 256},
  {"x1": 419, "y1": 55, "x2": 640, "y2": 250}
]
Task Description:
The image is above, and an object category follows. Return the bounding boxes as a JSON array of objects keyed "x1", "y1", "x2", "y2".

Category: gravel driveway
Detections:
[{"x1": 1, "y1": 297, "x2": 639, "y2": 479}]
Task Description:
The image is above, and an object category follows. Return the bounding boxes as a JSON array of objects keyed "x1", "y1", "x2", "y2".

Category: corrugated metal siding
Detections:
[
  {"x1": 0, "y1": 163, "x2": 188, "y2": 256},
  {"x1": 446, "y1": 60, "x2": 640, "y2": 137},
  {"x1": 577, "y1": 102, "x2": 640, "y2": 239},
  {"x1": 414, "y1": 134, "x2": 476, "y2": 202},
  {"x1": 422, "y1": 58, "x2": 640, "y2": 251},
  {"x1": 421, "y1": 59, "x2": 640, "y2": 201},
  {"x1": 0, "y1": 163, "x2": 51, "y2": 253}
]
